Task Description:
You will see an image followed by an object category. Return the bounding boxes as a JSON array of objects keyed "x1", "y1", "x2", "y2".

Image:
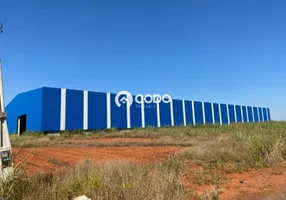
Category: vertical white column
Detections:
[
  {"x1": 170, "y1": 100, "x2": 174, "y2": 126},
  {"x1": 246, "y1": 106, "x2": 249, "y2": 123},
  {"x1": 60, "y1": 88, "x2": 66, "y2": 131},
  {"x1": 257, "y1": 107, "x2": 261, "y2": 122},
  {"x1": 234, "y1": 105, "x2": 237, "y2": 123},
  {"x1": 17, "y1": 118, "x2": 20, "y2": 136},
  {"x1": 106, "y1": 93, "x2": 111, "y2": 129},
  {"x1": 141, "y1": 100, "x2": 145, "y2": 128},
  {"x1": 126, "y1": 104, "x2": 131, "y2": 129},
  {"x1": 182, "y1": 100, "x2": 186, "y2": 126},
  {"x1": 83, "y1": 91, "x2": 88, "y2": 130},
  {"x1": 241, "y1": 105, "x2": 244, "y2": 123},
  {"x1": 261, "y1": 108, "x2": 265, "y2": 122},
  {"x1": 202, "y1": 102, "x2": 206, "y2": 125},
  {"x1": 192, "y1": 101, "x2": 196, "y2": 126},
  {"x1": 252, "y1": 106, "x2": 255, "y2": 122},
  {"x1": 218, "y1": 103, "x2": 222, "y2": 125},
  {"x1": 211, "y1": 103, "x2": 215, "y2": 124},
  {"x1": 157, "y1": 101, "x2": 161, "y2": 127},
  {"x1": 226, "y1": 104, "x2": 230, "y2": 124}
]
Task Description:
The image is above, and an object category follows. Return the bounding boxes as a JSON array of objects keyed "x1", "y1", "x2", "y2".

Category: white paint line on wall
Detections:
[
  {"x1": 126, "y1": 102, "x2": 131, "y2": 129},
  {"x1": 170, "y1": 100, "x2": 174, "y2": 126},
  {"x1": 83, "y1": 91, "x2": 88, "y2": 130},
  {"x1": 141, "y1": 100, "x2": 145, "y2": 128},
  {"x1": 60, "y1": 88, "x2": 66, "y2": 131},
  {"x1": 241, "y1": 106, "x2": 244, "y2": 123},
  {"x1": 157, "y1": 101, "x2": 161, "y2": 127},
  {"x1": 226, "y1": 104, "x2": 230, "y2": 124},
  {"x1": 211, "y1": 103, "x2": 215, "y2": 125},
  {"x1": 106, "y1": 93, "x2": 111, "y2": 129},
  {"x1": 234, "y1": 105, "x2": 237, "y2": 123},
  {"x1": 192, "y1": 101, "x2": 196, "y2": 126},
  {"x1": 182, "y1": 100, "x2": 186, "y2": 126},
  {"x1": 219, "y1": 103, "x2": 222, "y2": 125},
  {"x1": 202, "y1": 102, "x2": 206, "y2": 125}
]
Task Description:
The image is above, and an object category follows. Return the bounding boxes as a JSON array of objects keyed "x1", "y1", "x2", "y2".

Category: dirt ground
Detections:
[
  {"x1": 13, "y1": 146, "x2": 184, "y2": 175},
  {"x1": 184, "y1": 163, "x2": 286, "y2": 200},
  {"x1": 13, "y1": 138, "x2": 286, "y2": 200}
]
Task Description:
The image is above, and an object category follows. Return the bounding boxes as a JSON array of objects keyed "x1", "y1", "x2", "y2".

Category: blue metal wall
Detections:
[
  {"x1": 42, "y1": 87, "x2": 61, "y2": 131},
  {"x1": 173, "y1": 99, "x2": 184, "y2": 126},
  {"x1": 88, "y1": 91, "x2": 107, "y2": 129},
  {"x1": 6, "y1": 87, "x2": 273, "y2": 133},
  {"x1": 6, "y1": 88, "x2": 43, "y2": 133},
  {"x1": 204, "y1": 102, "x2": 213, "y2": 124}
]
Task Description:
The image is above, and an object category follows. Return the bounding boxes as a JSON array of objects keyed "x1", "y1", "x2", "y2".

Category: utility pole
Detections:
[{"x1": 0, "y1": 22, "x2": 13, "y2": 181}]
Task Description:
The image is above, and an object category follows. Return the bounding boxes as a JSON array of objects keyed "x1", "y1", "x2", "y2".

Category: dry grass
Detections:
[
  {"x1": 0, "y1": 158, "x2": 192, "y2": 200},
  {"x1": 2, "y1": 121, "x2": 286, "y2": 199}
]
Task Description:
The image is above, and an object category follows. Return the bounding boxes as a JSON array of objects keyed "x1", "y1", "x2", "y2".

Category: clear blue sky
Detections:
[{"x1": 0, "y1": 0, "x2": 285, "y2": 120}]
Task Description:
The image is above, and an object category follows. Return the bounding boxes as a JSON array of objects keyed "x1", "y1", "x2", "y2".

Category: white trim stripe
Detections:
[
  {"x1": 252, "y1": 106, "x2": 255, "y2": 122},
  {"x1": 226, "y1": 104, "x2": 230, "y2": 124},
  {"x1": 246, "y1": 106, "x2": 249, "y2": 122},
  {"x1": 170, "y1": 100, "x2": 174, "y2": 126},
  {"x1": 262, "y1": 108, "x2": 265, "y2": 122},
  {"x1": 141, "y1": 100, "x2": 145, "y2": 128},
  {"x1": 60, "y1": 88, "x2": 66, "y2": 131},
  {"x1": 157, "y1": 102, "x2": 161, "y2": 127},
  {"x1": 192, "y1": 101, "x2": 196, "y2": 126},
  {"x1": 127, "y1": 103, "x2": 131, "y2": 129},
  {"x1": 106, "y1": 93, "x2": 111, "y2": 129},
  {"x1": 182, "y1": 100, "x2": 187, "y2": 126},
  {"x1": 234, "y1": 105, "x2": 237, "y2": 123},
  {"x1": 202, "y1": 102, "x2": 206, "y2": 125},
  {"x1": 257, "y1": 107, "x2": 260, "y2": 122},
  {"x1": 182, "y1": 100, "x2": 186, "y2": 126},
  {"x1": 83, "y1": 91, "x2": 88, "y2": 130},
  {"x1": 241, "y1": 105, "x2": 244, "y2": 123},
  {"x1": 211, "y1": 103, "x2": 215, "y2": 124},
  {"x1": 218, "y1": 103, "x2": 222, "y2": 125}
]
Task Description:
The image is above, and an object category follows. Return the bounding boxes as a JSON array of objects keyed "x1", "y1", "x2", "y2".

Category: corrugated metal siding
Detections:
[
  {"x1": 144, "y1": 102, "x2": 157, "y2": 127},
  {"x1": 6, "y1": 88, "x2": 42, "y2": 133},
  {"x1": 65, "y1": 89, "x2": 84, "y2": 130},
  {"x1": 159, "y1": 101, "x2": 171, "y2": 127},
  {"x1": 204, "y1": 102, "x2": 213, "y2": 124},
  {"x1": 258, "y1": 107, "x2": 263, "y2": 121},
  {"x1": 88, "y1": 91, "x2": 107, "y2": 130},
  {"x1": 173, "y1": 99, "x2": 184, "y2": 126},
  {"x1": 228, "y1": 104, "x2": 235, "y2": 123},
  {"x1": 235, "y1": 105, "x2": 242, "y2": 123},
  {"x1": 185, "y1": 100, "x2": 194, "y2": 125},
  {"x1": 220, "y1": 104, "x2": 228, "y2": 124},
  {"x1": 213, "y1": 103, "x2": 220, "y2": 124},
  {"x1": 247, "y1": 106, "x2": 254, "y2": 122},
  {"x1": 267, "y1": 108, "x2": 271, "y2": 121},
  {"x1": 42, "y1": 87, "x2": 61, "y2": 131},
  {"x1": 130, "y1": 96, "x2": 142, "y2": 128},
  {"x1": 253, "y1": 107, "x2": 259, "y2": 122},
  {"x1": 263, "y1": 108, "x2": 268, "y2": 121},
  {"x1": 194, "y1": 101, "x2": 204, "y2": 125},
  {"x1": 242, "y1": 106, "x2": 248, "y2": 122},
  {"x1": 110, "y1": 93, "x2": 127, "y2": 129},
  {"x1": 6, "y1": 87, "x2": 273, "y2": 133}
]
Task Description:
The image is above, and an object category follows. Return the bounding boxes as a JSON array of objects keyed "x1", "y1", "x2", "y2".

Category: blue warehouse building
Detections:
[{"x1": 5, "y1": 87, "x2": 271, "y2": 134}]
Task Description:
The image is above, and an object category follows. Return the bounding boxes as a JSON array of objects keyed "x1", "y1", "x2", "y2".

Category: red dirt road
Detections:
[{"x1": 13, "y1": 146, "x2": 184, "y2": 175}]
